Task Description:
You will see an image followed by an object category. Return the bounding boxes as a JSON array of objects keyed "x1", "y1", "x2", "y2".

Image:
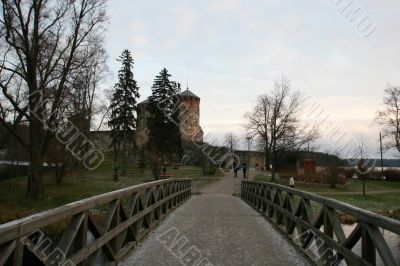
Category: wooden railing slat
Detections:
[
  {"x1": 241, "y1": 181, "x2": 399, "y2": 266},
  {"x1": 365, "y1": 223, "x2": 397, "y2": 266},
  {"x1": 57, "y1": 212, "x2": 86, "y2": 255},
  {"x1": 0, "y1": 240, "x2": 15, "y2": 265}
]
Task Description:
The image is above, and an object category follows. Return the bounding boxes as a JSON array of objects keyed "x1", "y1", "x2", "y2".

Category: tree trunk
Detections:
[
  {"x1": 26, "y1": 113, "x2": 44, "y2": 198},
  {"x1": 362, "y1": 176, "x2": 366, "y2": 197},
  {"x1": 271, "y1": 146, "x2": 277, "y2": 182},
  {"x1": 264, "y1": 151, "x2": 270, "y2": 172},
  {"x1": 27, "y1": 151, "x2": 44, "y2": 199},
  {"x1": 122, "y1": 128, "x2": 127, "y2": 175},
  {"x1": 55, "y1": 162, "x2": 65, "y2": 185}
]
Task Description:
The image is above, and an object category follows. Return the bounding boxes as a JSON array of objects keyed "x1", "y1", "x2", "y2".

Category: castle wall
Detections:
[
  {"x1": 136, "y1": 103, "x2": 149, "y2": 147},
  {"x1": 89, "y1": 131, "x2": 113, "y2": 152}
]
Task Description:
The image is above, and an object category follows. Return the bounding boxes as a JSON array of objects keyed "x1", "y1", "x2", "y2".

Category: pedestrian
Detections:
[
  {"x1": 242, "y1": 163, "x2": 247, "y2": 179},
  {"x1": 113, "y1": 166, "x2": 120, "y2": 182},
  {"x1": 289, "y1": 177, "x2": 295, "y2": 188},
  {"x1": 233, "y1": 162, "x2": 238, "y2": 178},
  {"x1": 162, "y1": 164, "x2": 167, "y2": 177}
]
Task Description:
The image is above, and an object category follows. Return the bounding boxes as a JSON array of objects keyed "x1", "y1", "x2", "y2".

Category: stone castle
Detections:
[{"x1": 135, "y1": 88, "x2": 204, "y2": 146}]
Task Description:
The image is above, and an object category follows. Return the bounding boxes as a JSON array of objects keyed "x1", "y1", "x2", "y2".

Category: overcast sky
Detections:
[{"x1": 103, "y1": 0, "x2": 400, "y2": 158}]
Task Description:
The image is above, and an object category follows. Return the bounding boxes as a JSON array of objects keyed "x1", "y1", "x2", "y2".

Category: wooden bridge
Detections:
[{"x1": 0, "y1": 175, "x2": 399, "y2": 266}]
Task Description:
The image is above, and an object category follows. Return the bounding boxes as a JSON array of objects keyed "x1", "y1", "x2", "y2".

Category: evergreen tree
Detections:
[
  {"x1": 147, "y1": 68, "x2": 182, "y2": 179},
  {"x1": 108, "y1": 49, "x2": 140, "y2": 175}
]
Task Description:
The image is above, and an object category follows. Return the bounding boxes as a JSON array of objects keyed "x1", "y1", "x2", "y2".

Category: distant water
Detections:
[{"x1": 0, "y1": 160, "x2": 53, "y2": 166}]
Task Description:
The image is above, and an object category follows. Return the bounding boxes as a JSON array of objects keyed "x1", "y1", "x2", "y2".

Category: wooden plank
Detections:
[
  {"x1": 274, "y1": 190, "x2": 284, "y2": 225},
  {"x1": 365, "y1": 223, "x2": 397, "y2": 266},
  {"x1": 319, "y1": 207, "x2": 334, "y2": 265},
  {"x1": 284, "y1": 192, "x2": 295, "y2": 235},
  {"x1": 13, "y1": 237, "x2": 23, "y2": 266},
  {"x1": 57, "y1": 213, "x2": 85, "y2": 255},
  {"x1": 76, "y1": 212, "x2": 88, "y2": 266},
  {"x1": 126, "y1": 193, "x2": 138, "y2": 218},
  {"x1": 325, "y1": 207, "x2": 346, "y2": 244},
  {"x1": 19, "y1": 237, "x2": 47, "y2": 263},
  {"x1": 0, "y1": 240, "x2": 15, "y2": 265},
  {"x1": 342, "y1": 223, "x2": 362, "y2": 250},
  {"x1": 362, "y1": 223, "x2": 376, "y2": 265},
  {"x1": 116, "y1": 202, "x2": 138, "y2": 252},
  {"x1": 87, "y1": 215, "x2": 118, "y2": 262},
  {"x1": 117, "y1": 240, "x2": 136, "y2": 261}
]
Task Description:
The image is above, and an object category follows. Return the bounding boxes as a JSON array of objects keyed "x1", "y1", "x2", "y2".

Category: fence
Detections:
[
  {"x1": 0, "y1": 178, "x2": 191, "y2": 265},
  {"x1": 241, "y1": 181, "x2": 400, "y2": 266}
]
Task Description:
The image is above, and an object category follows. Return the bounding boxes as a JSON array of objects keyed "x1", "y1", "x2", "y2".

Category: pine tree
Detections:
[
  {"x1": 108, "y1": 49, "x2": 140, "y2": 176},
  {"x1": 147, "y1": 68, "x2": 182, "y2": 179}
]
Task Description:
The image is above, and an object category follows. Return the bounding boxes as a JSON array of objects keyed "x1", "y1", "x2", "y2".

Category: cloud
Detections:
[
  {"x1": 164, "y1": 6, "x2": 198, "y2": 49},
  {"x1": 130, "y1": 34, "x2": 149, "y2": 48},
  {"x1": 130, "y1": 20, "x2": 146, "y2": 32},
  {"x1": 208, "y1": 0, "x2": 241, "y2": 12}
]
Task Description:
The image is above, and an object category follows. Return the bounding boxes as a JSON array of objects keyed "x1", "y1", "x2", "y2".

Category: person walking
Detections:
[
  {"x1": 242, "y1": 163, "x2": 247, "y2": 179},
  {"x1": 289, "y1": 177, "x2": 295, "y2": 188},
  {"x1": 233, "y1": 163, "x2": 239, "y2": 178},
  {"x1": 162, "y1": 164, "x2": 167, "y2": 178}
]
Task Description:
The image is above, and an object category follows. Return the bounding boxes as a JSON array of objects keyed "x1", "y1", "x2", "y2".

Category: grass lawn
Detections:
[
  {"x1": 0, "y1": 154, "x2": 221, "y2": 224},
  {"x1": 324, "y1": 193, "x2": 400, "y2": 212},
  {"x1": 253, "y1": 174, "x2": 400, "y2": 214}
]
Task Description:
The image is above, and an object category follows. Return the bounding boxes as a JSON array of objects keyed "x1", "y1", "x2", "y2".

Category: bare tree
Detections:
[
  {"x1": 376, "y1": 85, "x2": 400, "y2": 154},
  {"x1": 356, "y1": 136, "x2": 372, "y2": 197},
  {"x1": 224, "y1": 132, "x2": 238, "y2": 170},
  {"x1": 0, "y1": 0, "x2": 108, "y2": 198},
  {"x1": 66, "y1": 39, "x2": 108, "y2": 130},
  {"x1": 245, "y1": 76, "x2": 319, "y2": 181},
  {"x1": 95, "y1": 88, "x2": 112, "y2": 131},
  {"x1": 65, "y1": 35, "x2": 109, "y2": 169},
  {"x1": 224, "y1": 132, "x2": 239, "y2": 151}
]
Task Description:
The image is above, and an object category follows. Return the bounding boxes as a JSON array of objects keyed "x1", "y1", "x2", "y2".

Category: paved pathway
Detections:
[{"x1": 122, "y1": 171, "x2": 310, "y2": 266}]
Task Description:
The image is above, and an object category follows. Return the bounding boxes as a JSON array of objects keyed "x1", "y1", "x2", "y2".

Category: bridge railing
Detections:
[
  {"x1": 242, "y1": 181, "x2": 400, "y2": 266},
  {"x1": 0, "y1": 178, "x2": 191, "y2": 266}
]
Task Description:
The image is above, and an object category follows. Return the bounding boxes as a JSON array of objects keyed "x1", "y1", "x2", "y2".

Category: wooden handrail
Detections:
[
  {"x1": 0, "y1": 178, "x2": 191, "y2": 265},
  {"x1": 242, "y1": 180, "x2": 400, "y2": 266}
]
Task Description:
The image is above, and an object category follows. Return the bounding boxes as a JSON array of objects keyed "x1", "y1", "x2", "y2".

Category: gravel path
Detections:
[{"x1": 121, "y1": 171, "x2": 310, "y2": 266}]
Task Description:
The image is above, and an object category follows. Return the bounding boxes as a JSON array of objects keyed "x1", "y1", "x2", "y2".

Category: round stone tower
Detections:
[{"x1": 178, "y1": 89, "x2": 203, "y2": 142}]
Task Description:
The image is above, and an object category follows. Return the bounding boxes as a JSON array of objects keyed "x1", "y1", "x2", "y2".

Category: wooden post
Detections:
[{"x1": 362, "y1": 223, "x2": 376, "y2": 265}]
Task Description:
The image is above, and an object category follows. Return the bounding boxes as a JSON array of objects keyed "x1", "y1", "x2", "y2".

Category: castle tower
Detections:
[
  {"x1": 178, "y1": 89, "x2": 203, "y2": 142},
  {"x1": 135, "y1": 88, "x2": 203, "y2": 146}
]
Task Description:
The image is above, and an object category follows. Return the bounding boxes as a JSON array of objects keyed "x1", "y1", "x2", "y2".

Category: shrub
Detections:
[
  {"x1": 383, "y1": 169, "x2": 400, "y2": 182},
  {"x1": 202, "y1": 160, "x2": 217, "y2": 175},
  {"x1": 343, "y1": 168, "x2": 357, "y2": 179}
]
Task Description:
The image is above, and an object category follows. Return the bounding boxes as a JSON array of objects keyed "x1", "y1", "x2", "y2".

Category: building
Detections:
[
  {"x1": 135, "y1": 88, "x2": 204, "y2": 146},
  {"x1": 235, "y1": 150, "x2": 265, "y2": 171}
]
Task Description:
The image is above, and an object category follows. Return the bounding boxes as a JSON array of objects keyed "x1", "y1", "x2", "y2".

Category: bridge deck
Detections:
[{"x1": 122, "y1": 173, "x2": 310, "y2": 266}]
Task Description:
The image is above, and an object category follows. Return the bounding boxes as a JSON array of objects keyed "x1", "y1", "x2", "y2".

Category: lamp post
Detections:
[
  {"x1": 380, "y1": 132, "x2": 384, "y2": 179},
  {"x1": 246, "y1": 136, "x2": 252, "y2": 179}
]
